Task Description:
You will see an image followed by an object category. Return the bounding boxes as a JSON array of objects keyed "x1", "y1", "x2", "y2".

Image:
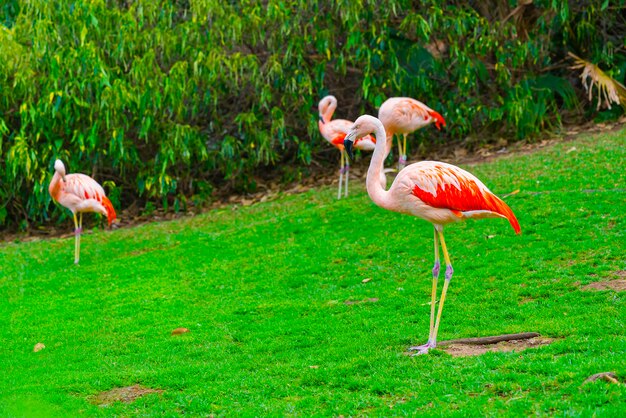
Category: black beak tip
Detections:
[{"x1": 344, "y1": 139, "x2": 354, "y2": 161}]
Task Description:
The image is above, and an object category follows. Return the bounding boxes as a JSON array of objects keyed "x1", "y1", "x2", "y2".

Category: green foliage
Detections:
[
  {"x1": 1, "y1": 0, "x2": 625, "y2": 229},
  {"x1": 1, "y1": 130, "x2": 625, "y2": 415}
]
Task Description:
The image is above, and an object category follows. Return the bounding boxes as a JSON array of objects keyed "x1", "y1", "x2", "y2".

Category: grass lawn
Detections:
[{"x1": 1, "y1": 129, "x2": 625, "y2": 416}]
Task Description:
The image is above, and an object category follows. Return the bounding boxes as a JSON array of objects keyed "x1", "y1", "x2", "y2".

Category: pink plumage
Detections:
[
  {"x1": 49, "y1": 159, "x2": 116, "y2": 263},
  {"x1": 378, "y1": 97, "x2": 447, "y2": 168},
  {"x1": 55, "y1": 173, "x2": 116, "y2": 225}
]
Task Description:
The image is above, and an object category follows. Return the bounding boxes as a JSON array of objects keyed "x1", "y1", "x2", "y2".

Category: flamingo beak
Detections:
[
  {"x1": 318, "y1": 115, "x2": 324, "y2": 124},
  {"x1": 343, "y1": 135, "x2": 355, "y2": 161}
]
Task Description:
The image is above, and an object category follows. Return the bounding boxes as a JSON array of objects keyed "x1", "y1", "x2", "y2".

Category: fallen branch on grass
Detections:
[
  {"x1": 438, "y1": 332, "x2": 540, "y2": 346},
  {"x1": 584, "y1": 372, "x2": 620, "y2": 385}
]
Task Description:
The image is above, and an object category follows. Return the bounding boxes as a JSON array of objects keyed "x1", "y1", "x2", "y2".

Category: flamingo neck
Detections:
[
  {"x1": 322, "y1": 102, "x2": 336, "y2": 124},
  {"x1": 366, "y1": 121, "x2": 391, "y2": 209},
  {"x1": 384, "y1": 132, "x2": 394, "y2": 159},
  {"x1": 48, "y1": 171, "x2": 63, "y2": 201}
]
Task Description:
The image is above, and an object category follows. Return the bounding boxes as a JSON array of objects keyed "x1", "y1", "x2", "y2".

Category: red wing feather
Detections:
[
  {"x1": 427, "y1": 110, "x2": 446, "y2": 130},
  {"x1": 411, "y1": 164, "x2": 520, "y2": 234},
  {"x1": 101, "y1": 196, "x2": 117, "y2": 225}
]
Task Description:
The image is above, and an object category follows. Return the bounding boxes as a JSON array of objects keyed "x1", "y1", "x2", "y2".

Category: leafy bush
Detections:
[{"x1": 1, "y1": 0, "x2": 624, "y2": 229}]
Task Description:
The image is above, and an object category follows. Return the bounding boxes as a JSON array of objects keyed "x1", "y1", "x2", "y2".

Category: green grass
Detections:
[{"x1": 1, "y1": 130, "x2": 625, "y2": 417}]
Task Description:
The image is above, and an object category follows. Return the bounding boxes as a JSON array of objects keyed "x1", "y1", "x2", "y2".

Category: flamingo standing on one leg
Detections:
[
  {"x1": 378, "y1": 97, "x2": 446, "y2": 169},
  {"x1": 49, "y1": 159, "x2": 117, "y2": 264},
  {"x1": 318, "y1": 95, "x2": 376, "y2": 198},
  {"x1": 343, "y1": 115, "x2": 520, "y2": 355}
]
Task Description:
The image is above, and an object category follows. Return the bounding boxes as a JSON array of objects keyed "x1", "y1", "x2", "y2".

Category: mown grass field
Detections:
[{"x1": 1, "y1": 130, "x2": 625, "y2": 416}]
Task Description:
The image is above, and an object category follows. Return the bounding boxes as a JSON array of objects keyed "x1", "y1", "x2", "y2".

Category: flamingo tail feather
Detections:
[
  {"x1": 101, "y1": 196, "x2": 117, "y2": 226},
  {"x1": 428, "y1": 110, "x2": 446, "y2": 130},
  {"x1": 484, "y1": 193, "x2": 521, "y2": 234}
]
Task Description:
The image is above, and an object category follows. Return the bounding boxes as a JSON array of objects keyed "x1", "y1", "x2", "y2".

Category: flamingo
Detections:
[
  {"x1": 378, "y1": 97, "x2": 446, "y2": 168},
  {"x1": 343, "y1": 115, "x2": 520, "y2": 355},
  {"x1": 318, "y1": 95, "x2": 376, "y2": 198},
  {"x1": 49, "y1": 159, "x2": 117, "y2": 264}
]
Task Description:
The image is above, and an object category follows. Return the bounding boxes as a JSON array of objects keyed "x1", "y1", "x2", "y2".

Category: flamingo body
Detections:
[
  {"x1": 50, "y1": 172, "x2": 116, "y2": 223},
  {"x1": 378, "y1": 97, "x2": 446, "y2": 135},
  {"x1": 378, "y1": 97, "x2": 446, "y2": 167},
  {"x1": 389, "y1": 161, "x2": 520, "y2": 231},
  {"x1": 49, "y1": 159, "x2": 116, "y2": 263},
  {"x1": 344, "y1": 115, "x2": 520, "y2": 355}
]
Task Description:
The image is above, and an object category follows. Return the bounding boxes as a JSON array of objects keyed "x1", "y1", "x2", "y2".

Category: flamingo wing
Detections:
[
  {"x1": 64, "y1": 174, "x2": 116, "y2": 225},
  {"x1": 65, "y1": 174, "x2": 106, "y2": 200},
  {"x1": 394, "y1": 98, "x2": 431, "y2": 121},
  {"x1": 407, "y1": 162, "x2": 520, "y2": 233}
]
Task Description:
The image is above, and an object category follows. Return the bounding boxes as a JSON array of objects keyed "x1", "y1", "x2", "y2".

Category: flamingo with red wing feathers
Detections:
[
  {"x1": 378, "y1": 97, "x2": 446, "y2": 168},
  {"x1": 49, "y1": 159, "x2": 117, "y2": 264},
  {"x1": 318, "y1": 95, "x2": 377, "y2": 198},
  {"x1": 343, "y1": 115, "x2": 520, "y2": 355}
]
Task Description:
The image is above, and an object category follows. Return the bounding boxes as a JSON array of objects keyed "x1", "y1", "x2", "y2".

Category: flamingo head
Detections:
[
  {"x1": 54, "y1": 159, "x2": 66, "y2": 181},
  {"x1": 318, "y1": 95, "x2": 337, "y2": 124},
  {"x1": 344, "y1": 115, "x2": 381, "y2": 161}
]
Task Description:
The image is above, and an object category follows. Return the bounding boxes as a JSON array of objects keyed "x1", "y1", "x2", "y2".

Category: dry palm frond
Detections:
[{"x1": 568, "y1": 52, "x2": 626, "y2": 110}]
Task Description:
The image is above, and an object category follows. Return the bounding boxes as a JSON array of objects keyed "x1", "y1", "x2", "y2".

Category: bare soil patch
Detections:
[
  {"x1": 90, "y1": 385, "x2": 163, "y2": 406},
  {"x1": 583, "y1": 271, "x2": 626, "y2": 291},
  {"x1": 442, "y1": 337, "x2": 554, "y2": 357}
]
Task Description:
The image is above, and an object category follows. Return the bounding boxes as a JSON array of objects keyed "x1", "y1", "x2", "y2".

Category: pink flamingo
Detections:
[
  {"x1": 318, "y1": 95, "x2": 376, "y2": 198},
  {"x1": 344, "y1": 115, "x2": 520, "y2": 354},
  {"x1": 49, "y1": 159, "x2": 117, "y2": 264},
  {"x1": 378, "y1": 97, "x2": 446, "y2": 168}
]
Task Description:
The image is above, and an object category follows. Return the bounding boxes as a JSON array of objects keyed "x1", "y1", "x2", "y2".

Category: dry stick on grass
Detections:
[
  {"x1": 584, "y1": 372, "x2": 620, "y2": 385},
  {"x1": 438, "y1": 332, "x2": 540, "y2": 346}
]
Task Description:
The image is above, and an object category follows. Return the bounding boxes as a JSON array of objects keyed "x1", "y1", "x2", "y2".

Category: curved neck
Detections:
[
  {"x1": 366, "y1": 121, "x2": 390, "y2": 208},
  {"x1": 320, "y1": 102, "x2": 336, "y2": 123},
  {"x1": 49, "y1": 171, "x2": 63, "y2": 201}
]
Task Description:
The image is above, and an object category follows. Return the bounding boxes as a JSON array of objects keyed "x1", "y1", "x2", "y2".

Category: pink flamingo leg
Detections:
[
  {"x1": 423, "y1": 229, "x2": 454, "y2": 354},
  {"x1": 398, "y1": 134, "x2": 408, "y2": 169},
  {"x1": 344, "y1": 161, "x2": 350, "y2": 197},
  {"x1": 409, "y1": 228, "x2": 440, "y2": 353},
  {"x1": 77, "y1": 213, "x2": 83, "y2": 264},
  {"x1": 338, "y1": 151, "x2": 345, "y2": 199},
  {"x1": 73, "y1": 213, "x2": 81, "y2": 264}
]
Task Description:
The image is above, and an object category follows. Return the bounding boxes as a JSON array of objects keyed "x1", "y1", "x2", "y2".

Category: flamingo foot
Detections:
[{"x1": 408, "y1": 341, "x2": 436, "y2": 355}]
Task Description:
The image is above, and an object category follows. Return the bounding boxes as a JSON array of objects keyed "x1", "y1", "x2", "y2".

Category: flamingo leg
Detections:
[
  {"x1": 396, "y1": 135, "x2": 402, "y2": 165},
  {"x1": 78, "y1": 213, "x2": 83, "y2": 264},
  {"x1": 344, "y1": 150, "x2": 349, "y2": 197},
  {"x1": 396, "y1": 134, "x2": 407, "y2": 169},
  {"x1": 73, "y1": 213, "x2": 80, "y2": 264},
  {"x1": 430, "y1": 228, "x2": 454, "y2": 349},
  {"x1": 338, "y1": 150, "x2": 344, "y2": 199},
  {"x1": 400, "y1": 133, "x2": 408, "y2": 168},
  {"x1": 409, "y1": 227, "x2": 440, "y2": 353}
]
